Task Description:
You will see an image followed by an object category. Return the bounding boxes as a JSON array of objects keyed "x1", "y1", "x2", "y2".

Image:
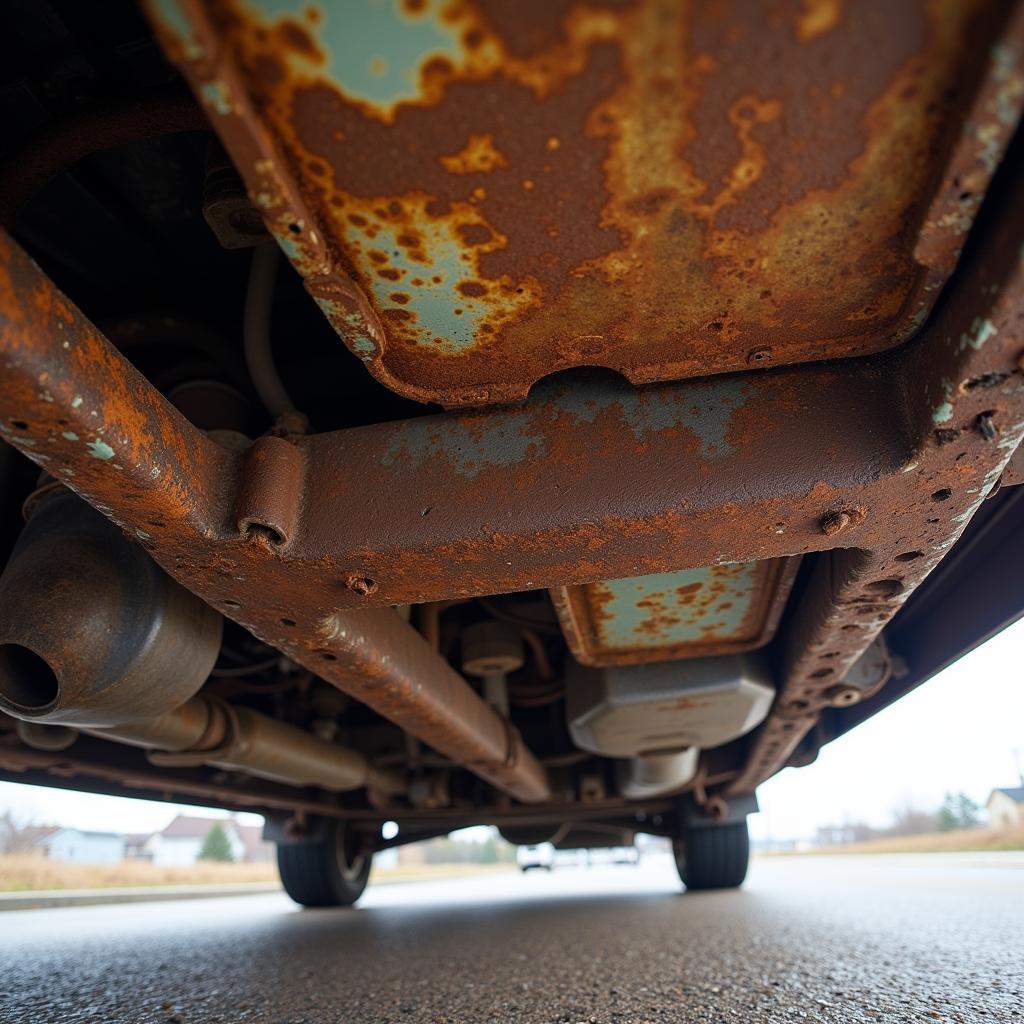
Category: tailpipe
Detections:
[
  {"x1": 0, "y1": 488, "x2": 221, "y2": 725},
  {"x1": 0, "y1": 488, "x2": 403, "y2": 797}
]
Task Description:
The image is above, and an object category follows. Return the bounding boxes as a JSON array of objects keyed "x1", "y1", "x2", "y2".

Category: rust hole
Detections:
[
  {"x1": 222, "y1": 598, "x2": 242, "y2": 608},
  {"x1": 963, "y1": 372, "x2": 1009, "y2": 391},
  {"x1": 895, "y1": 550, "x2": 923, "y2": 562},
  {"x1": 317, "y1": 651, "x2": 338, "y2": 662},
  {"x1": 809, "y1": 668, "x2": 834, "y2": 679},
  {"x1": 287, "y1": 223, "x2": 302, "y2": 234},
  {"x1": 345, "y1": 574, "x2": 379, "y2": 597},
  {"x1": 280, "y1": 617, "x2": 296, "y2": 627},
  {"x1": 11, "y1": 420, "x2": 28, "y2": 430},
  {"x1": 866, "y1": 579, "x2": 904, "y2": 597},
  {"x1": 931, "y1": 488, "x2": 952, "y2": 502}
]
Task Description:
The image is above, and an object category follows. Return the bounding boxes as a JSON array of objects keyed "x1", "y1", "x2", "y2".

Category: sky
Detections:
[{"x1": 1, "y1": 617, "x2": 1021, "y2": 841}]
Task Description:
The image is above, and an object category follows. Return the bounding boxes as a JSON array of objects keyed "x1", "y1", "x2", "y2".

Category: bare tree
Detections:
[
  {"x1": 887, "y1": 801, "x2": 938, "y2": 837},
  {"x1": 0, "y1": 809, "x2": 41, "y2": 855}
]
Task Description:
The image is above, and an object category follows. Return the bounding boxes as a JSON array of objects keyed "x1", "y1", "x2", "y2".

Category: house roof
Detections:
[
  {"x1": 991, "y1": 786, "x2": 1024, "y2": 804},
  {"x1": 160, "y1": 814, "x2": 227, "y2": 839},
  {"x1": 233, "y1": 822, "x2": 270, "y2": 858},
  {"x1": 24, "y1": 825, "x2": 60, "y2": 843},
  {"x1": 36, "y1": 827, "x2": 121, "y2": 842}
]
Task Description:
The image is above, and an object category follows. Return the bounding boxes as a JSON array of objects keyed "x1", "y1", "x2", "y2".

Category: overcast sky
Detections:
[{"x1": 1, "y1": 616, "x2": 1021, "y2": 841}]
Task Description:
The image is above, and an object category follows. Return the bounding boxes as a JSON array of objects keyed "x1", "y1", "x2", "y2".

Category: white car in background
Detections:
[
  {"x1": 516, "y1": 843, "x2": 555, "y2": 871},
  {"x1": 517, "y1": 845, "x2": 634, "y2": 871}
]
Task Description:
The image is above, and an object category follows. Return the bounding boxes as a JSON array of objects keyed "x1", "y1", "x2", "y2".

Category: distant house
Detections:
[
  {"x1": 987, "y1": 787, "x2": 1024, "y2": 829},
  {"x1": 122, "y1": 833, "x2": 153, "y2": 862},
  {"x1": 141, "y1": 815, "x2": 273, "y2": 866},
  {"x1": 33, "y1": 827, "x2": 124, "y2": 865}
]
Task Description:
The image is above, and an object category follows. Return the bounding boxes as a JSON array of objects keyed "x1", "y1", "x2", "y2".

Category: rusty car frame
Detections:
[{"x1": 0, "y1": 0, "x2": 1022, "y2": 902}]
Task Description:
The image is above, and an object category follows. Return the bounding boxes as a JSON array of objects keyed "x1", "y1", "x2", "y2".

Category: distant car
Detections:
[
  {"x1": 516, "y1": 844, "x2": 593, "y2": 871},
  {"x1": 517, "y1": 843, "x2": 554, "y2": 872},
  {"x1": 583, "y1": 846, "x2": 640, "y2": 867},
  {"x1": 611, "y1": 846, "x2": 640, "y2": 866}
]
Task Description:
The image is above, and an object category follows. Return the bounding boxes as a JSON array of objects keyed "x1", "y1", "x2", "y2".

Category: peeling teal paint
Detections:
[
  {"x1": 380, "y1": 378, "x2": 748, "y2": 478},
  {"x1": 959, "y1": 316, "x2": 998, "y2": 352},
  {"x1": 357, "y1": 216, "x2": 506, "y2": 355},
  {"x1": 931, "y1": 377, "x2": 955, "y2": 424},
  {"x1": 152, "y1": 0, "x2": 205, "y2": 60},
  {"x1": 551, "y1": 378, "x2": 749, "y2": 459},
  {"x1": 61, "y1": 431, "x2": 78, "y2": 441},
  {"x1": 313, "y1": 297, "x2": 380, "y2": 360},
  {"x1": 86, "y1": 439, "x2": 115, "y2": 461},
  {"x1": 244, "y1": 0, "x2": 462, "y2": 110},
  {"x1": 590, "y1": 564, "x2": 761, "y2": 652},
  {"x1": 381, "y1": 410, "x2": 543, "y2": 479},
  {"x1": 200, "y1": 80, "x2": 233, "y2": 116}
]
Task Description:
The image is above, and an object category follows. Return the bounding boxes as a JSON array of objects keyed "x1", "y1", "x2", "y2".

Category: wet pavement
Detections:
[{"x1": 1, "y1": 853, "x2": 1021, "y2": 1023}]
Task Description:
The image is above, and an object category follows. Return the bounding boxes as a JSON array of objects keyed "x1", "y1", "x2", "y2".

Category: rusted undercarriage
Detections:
[{"x1": 1, "y1": 1, "x2": 1023, "y2": 860}]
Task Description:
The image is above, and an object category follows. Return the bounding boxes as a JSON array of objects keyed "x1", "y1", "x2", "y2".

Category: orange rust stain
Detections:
[
  {"x1": 796, "y1": 0, "x2": 844, "y2": 43},
  {"x1": 439, "y1": 132, "x2": 510, "y2": 173},
  {"x1": 186, "y1": 0, "x2": 1000, "y2": 405}
]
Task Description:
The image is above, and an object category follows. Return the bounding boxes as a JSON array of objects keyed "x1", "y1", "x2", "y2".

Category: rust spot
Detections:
[
  {"x1": 149, "y1": 0, "x2": 1018, "y2": 405},
  {"x1": 439, "y1": 132, "x2": 510, "y2": 174},
  {"x1": 795, "y1": 0, "x2": 844, "y2": 43}
]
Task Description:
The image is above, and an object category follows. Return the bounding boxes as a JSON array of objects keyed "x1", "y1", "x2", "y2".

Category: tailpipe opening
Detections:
[{"x1": 0, "y1": 643, "x2": 60, "y2": 714}]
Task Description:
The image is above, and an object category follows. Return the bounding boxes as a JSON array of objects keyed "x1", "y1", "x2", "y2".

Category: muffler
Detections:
[
  {"x1": 0, "y1": 488, "x2": 221, "y2": 725},
  {"x1": 0, "y1": 488, "x2": 403, "y2": 796}
]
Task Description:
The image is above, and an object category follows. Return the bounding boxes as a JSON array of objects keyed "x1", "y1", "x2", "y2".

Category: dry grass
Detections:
[
  {"x1": 781, "y1": 826, "x2": 1024, "y2": 857},
  {"x1": 0, "y1": 855, "x2": 278, "y2": 892},
  {"x1": 0, "y1": 855, "x2": 516, "y2": 893}
]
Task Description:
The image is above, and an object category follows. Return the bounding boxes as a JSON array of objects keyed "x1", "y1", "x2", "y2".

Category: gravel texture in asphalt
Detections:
[{"x1": 1, "y1": 853, "x2": 1021, "y2": 1022}]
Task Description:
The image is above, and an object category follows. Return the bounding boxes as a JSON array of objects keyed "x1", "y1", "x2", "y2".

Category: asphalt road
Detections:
[{"x1": 1, "y1": 853, "x2": 1022, "y2": 1023}]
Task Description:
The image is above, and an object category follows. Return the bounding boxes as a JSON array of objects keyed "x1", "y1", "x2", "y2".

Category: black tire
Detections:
[
  {"x1": 673, "y1": 820, "x2": 749, "y2": 891},
  {"x1": 277, "y1": 820, "x2": 372, "y2": 907}
]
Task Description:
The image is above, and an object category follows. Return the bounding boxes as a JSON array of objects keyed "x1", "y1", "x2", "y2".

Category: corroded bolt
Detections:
[
  {"x1": 820, "y1": 509, "x2": 858, "y2": 536},
  {"x1": 345, "y1": 573, "x2": 379, "y2": 597},
  {"x1": 826, "y1": 685, "x2": 863, "y2": 708}
]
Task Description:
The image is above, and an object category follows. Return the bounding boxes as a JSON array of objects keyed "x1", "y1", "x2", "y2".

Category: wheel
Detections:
[
  {"x1": 277, "y1": 820, "x2": 372, "y2": 907},
  {"x1": 673, "y1": 819, "x2": 749, "y2": 891}
]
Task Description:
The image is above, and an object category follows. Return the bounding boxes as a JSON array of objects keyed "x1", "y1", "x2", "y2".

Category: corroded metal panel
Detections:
[
  {"x1": 148, "y1": 0, "x2": 1023, "y2": 406},
  {"x1": 4, "y1": 134, "x2": 1024, "y2": 794},
  {"x1": 552, "y1": 558, "x2": 799, "y2": 667}
]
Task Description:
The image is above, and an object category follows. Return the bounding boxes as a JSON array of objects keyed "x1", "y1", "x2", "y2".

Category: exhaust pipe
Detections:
[
  {"x1": 0, "y1": 487, "x2": 403, "y2": 797},
  {"x1": 90, "y1": 695, "x2": 405, "y2": 795},
  {"x1": 0, "y1": 488, "x2": 221, "y2": 725}
]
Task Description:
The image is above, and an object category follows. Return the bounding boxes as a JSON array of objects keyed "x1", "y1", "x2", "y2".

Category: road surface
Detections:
[{"x1": 1, "y1": 853, "x2": 1021, "y2": 1022}]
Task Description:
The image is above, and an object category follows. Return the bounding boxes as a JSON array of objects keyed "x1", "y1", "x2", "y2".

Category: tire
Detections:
[
  {"x1": 277, "y1": 820, "x2": 372, "y2": 907},
  {"x1": 673, "y1": 819, "x2": 749, "y2": 891}
]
